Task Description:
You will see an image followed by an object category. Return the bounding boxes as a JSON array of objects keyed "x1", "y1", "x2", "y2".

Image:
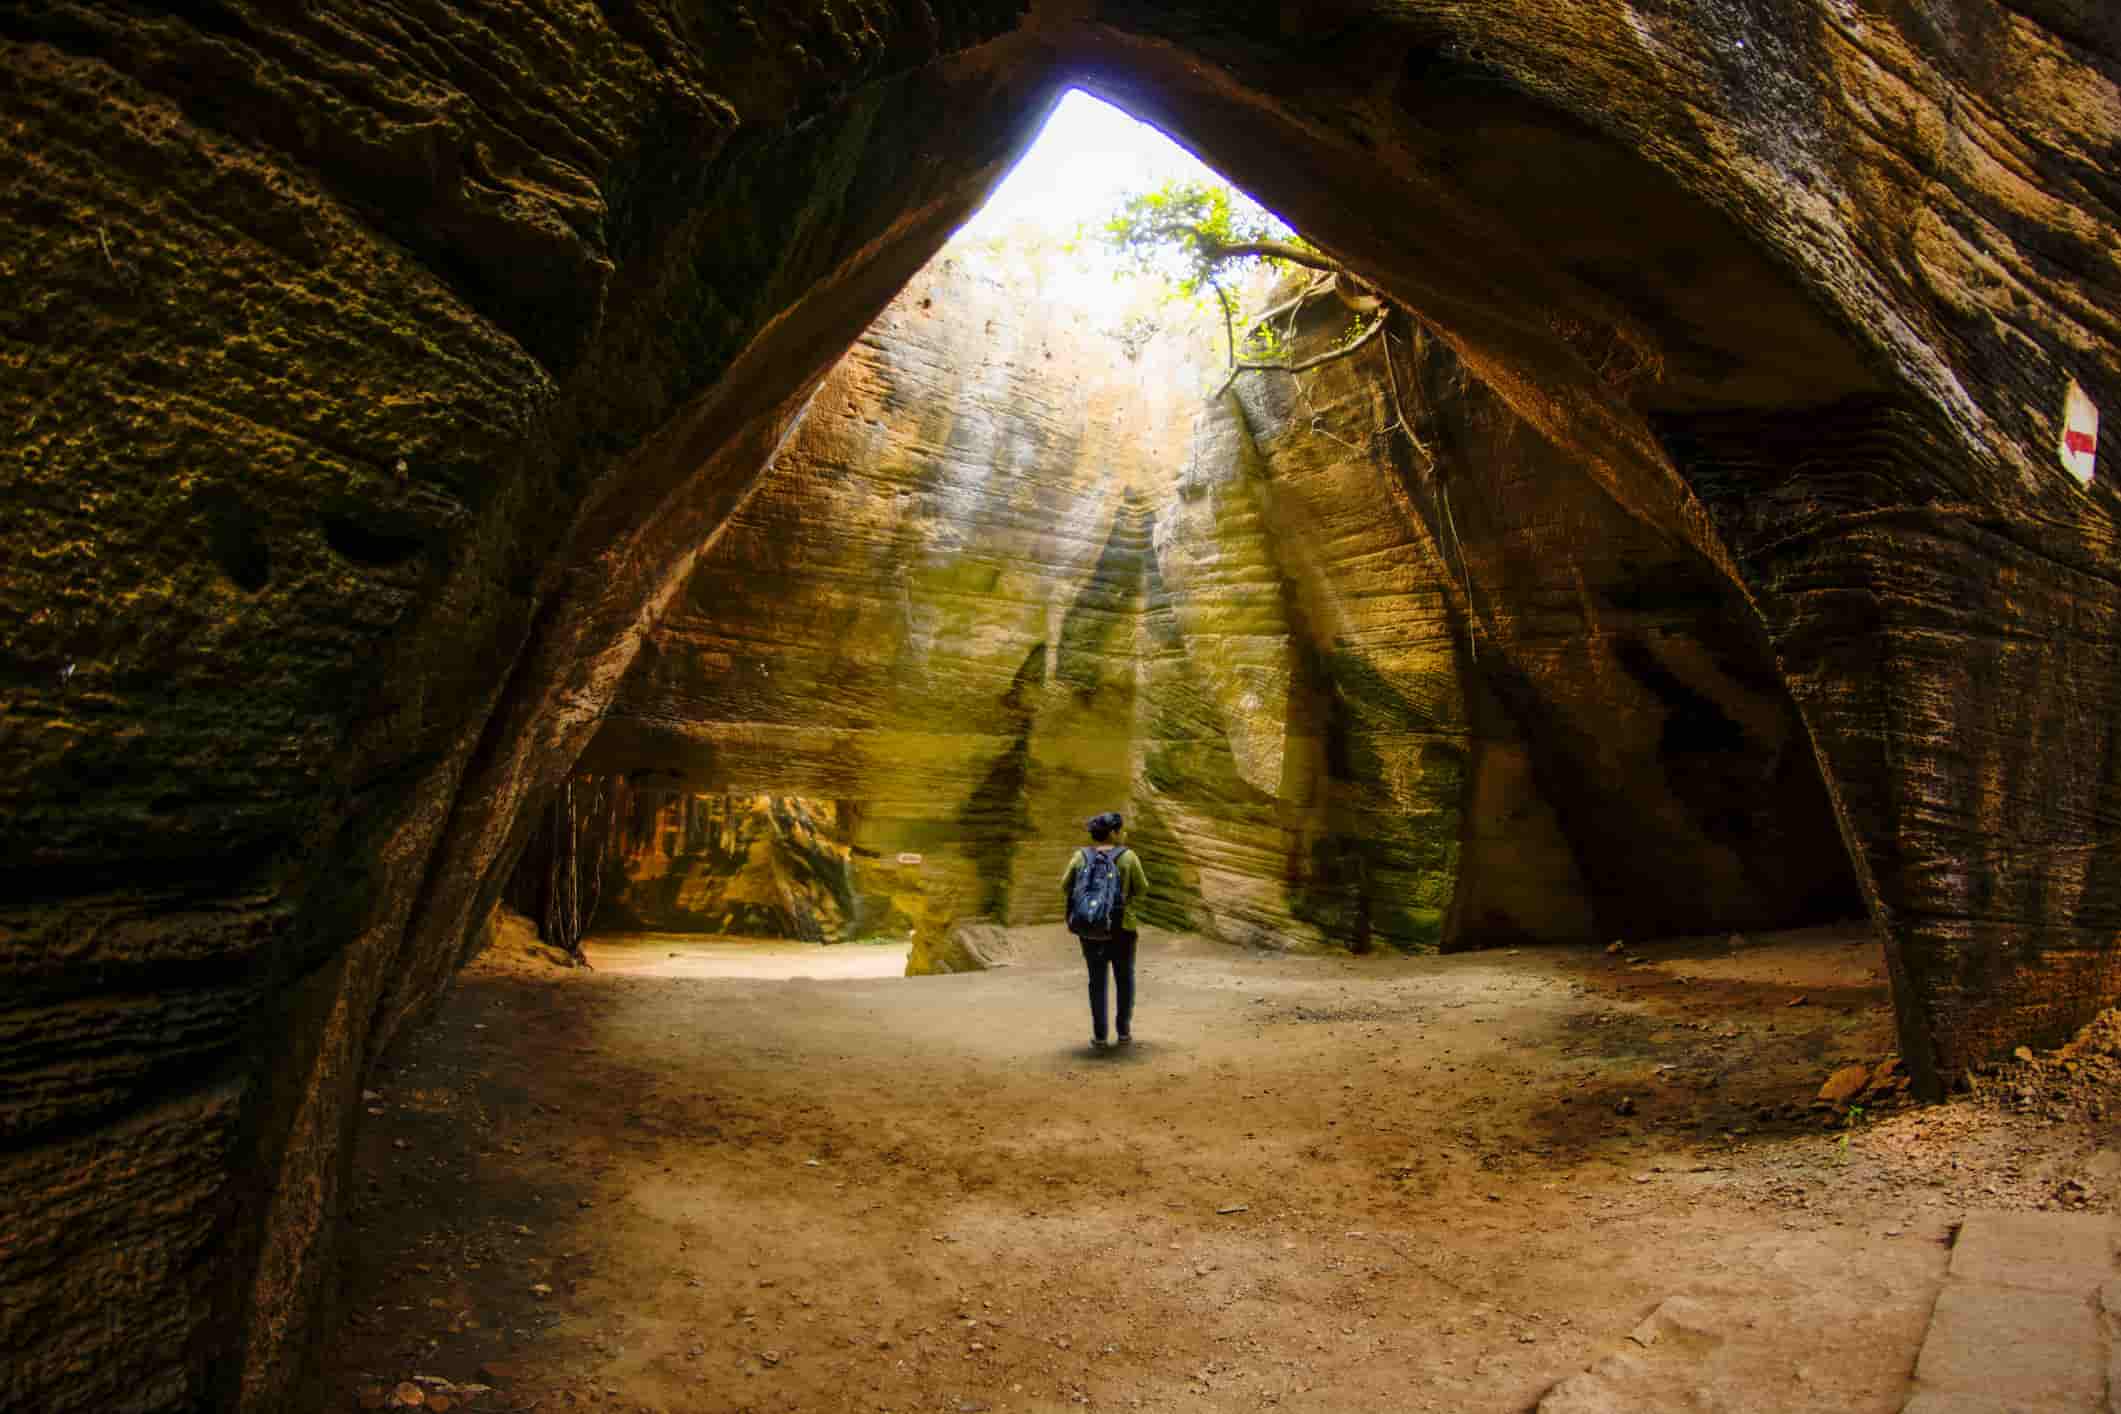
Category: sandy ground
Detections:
[
  {"x1": 327, "y1": 924, "x2": 2120, "y2": 1413},
  {"x1": 583, "y1": 936, "x2": 914, "y2": 981}
]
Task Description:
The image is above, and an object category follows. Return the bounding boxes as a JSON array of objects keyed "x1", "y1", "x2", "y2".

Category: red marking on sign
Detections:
[{"x1": 2061, "y1": 380, "x2": 2101, "y2": 484}]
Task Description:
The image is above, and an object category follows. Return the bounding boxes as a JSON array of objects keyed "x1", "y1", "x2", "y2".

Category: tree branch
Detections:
[
  {"x1": 1212, "y1": 310, "x2": 1390, "y2": 400},
  {"x1": 1378, "y1": 318, "x2": 1429, "y2": 469},
  {"x1": 1265, "y1": 311, "x2": 1389, "y2": 373},
  {"x1": 1244, "y1": 274, "x2": 1337, "y2": 343},
  {"x1": 1208, "y1": 275, "x2": 1237, "y2": 371},
  {"x1": 1198, "y1": 238, "x2": 1347, "y2": 276}
]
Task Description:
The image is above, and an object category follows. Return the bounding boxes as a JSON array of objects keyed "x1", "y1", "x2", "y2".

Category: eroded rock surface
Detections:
[
  {"x1": 595, "y1": 793, "x2": 862, "y2": 941},
  {"x1": 1167, "y1": 301, "x2": 1865, "y2": 950},
  {"x1": 584, "y1": 267, "x2": 1862, "y2": 957},
  {"x1": 1, "y1": 5, "x2": 1048, "y2": 1408},
  {"x1": 907, "y1": 916, "x2": 1023, "y2": 974},
  {"x1": 581, "y1": 255, "x2": 1203, "y2": 932},
  {"x1": 1071, "y1": 2, "x2": 2121, "y2": 1098},
  {"x1": 2, "y1": 2, "x2": 2118, "y2": 1408}
]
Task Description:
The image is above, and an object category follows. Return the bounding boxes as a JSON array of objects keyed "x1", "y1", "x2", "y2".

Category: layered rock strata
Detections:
[
  {"x1": 1157, "y1": 296, "x2": 1865, "y2": 951},
  {"x1": 1, "y1": 3, "x2": 2117, "y2": 1408},
  {"x1": 583, "y1": 268, "x2": 1863, "y2": 958},
  {"x1": 580, "y1": 254, "x2": 1205, "y2": 935},
  {"x1": 1069, "y1": 6, "x2": 2121, "y2": 1101},
  {"x1": 1, "y1": 7, "x2": 1050, "y2": 1409},
  {"x1": 592, "y1": 792, "x2": 862, "y2": 941}
]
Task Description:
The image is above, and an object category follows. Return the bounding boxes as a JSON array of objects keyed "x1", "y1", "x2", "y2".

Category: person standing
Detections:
[{"x1": 1062, "y1": 811, "x2": 1150, "y2": 1051}]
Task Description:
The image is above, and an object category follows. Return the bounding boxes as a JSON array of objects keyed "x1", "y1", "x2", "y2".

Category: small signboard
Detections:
[
  {"x1": 896, "y1": 852, "x2": 924, "y2": 866},
  {"x1": 2061, "y1": 379, "x2": 2100, "y2": 485}
]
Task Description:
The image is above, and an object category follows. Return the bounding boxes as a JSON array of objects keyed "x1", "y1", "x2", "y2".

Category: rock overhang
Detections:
[{"x1": 1, "y1": 4, "x2": 2118, "y2": 1409}]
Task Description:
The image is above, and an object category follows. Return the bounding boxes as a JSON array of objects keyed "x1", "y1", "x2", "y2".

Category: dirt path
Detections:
[
  {"x1": 328, "y1": 925, "x2": 2118, "y2": 1413},
  {"x1": 582, "y1": 936, "x2": 914, "y2": 981}
]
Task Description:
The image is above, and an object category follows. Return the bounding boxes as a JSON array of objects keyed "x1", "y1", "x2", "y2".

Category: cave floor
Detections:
[{"x1": 327, "y1": 925, "x2": 2120, "y2": 1413}]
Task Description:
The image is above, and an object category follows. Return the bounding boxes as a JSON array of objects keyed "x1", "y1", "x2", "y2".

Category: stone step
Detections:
[{"x1": 1901, "y1": 1211, "x2": 2121, "y2": 1414}]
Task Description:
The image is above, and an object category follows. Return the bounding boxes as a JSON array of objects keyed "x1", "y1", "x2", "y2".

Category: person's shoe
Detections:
[
  {"x1": 1114, "y1": 1032, "x2": 1133, "y2": 1048},
  {"x1": 1090, "y1": 1037, "x2": 1111, "y2": 1052}
]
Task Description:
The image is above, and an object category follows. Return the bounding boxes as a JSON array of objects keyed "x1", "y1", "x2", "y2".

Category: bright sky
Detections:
[
  {"x1": 951, "y1": 88, "x2": 1226, "y2": 244},
  {"x1": 940, "y1": 88, "x2": 1285, "y2": 330}
]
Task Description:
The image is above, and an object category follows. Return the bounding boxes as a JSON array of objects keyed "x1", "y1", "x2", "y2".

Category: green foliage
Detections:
[
  {"x1": 1094, "y1": 177, "x2": 1323, "y2": 381},
  {"x1": 1838, "y1": 1103, "x2": 1868, "y2": 1154},
  {"x1": 1242, "y1": 320, "x2": 1289, "y2": 363},
  {"x1": 1097, "y1": 179, "x2": 1303, "y2": 298}
]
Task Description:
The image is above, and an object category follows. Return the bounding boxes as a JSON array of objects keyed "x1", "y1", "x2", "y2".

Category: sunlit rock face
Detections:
[
  {"x1": 504, "y1": 782, "x2": 869, "y2": 946},
  {"x1": 596, "y1": 793, "x2": 862, "y2": 941},
  {"x1": 3, "y1": 1, "x2": 2119, "y2": 1407},
  {"x1": 583, "y1": 270, "x2": 1863, "y2": 956},
  {"x1": 583, "y1": 254, "x2": 1208, "y2": 933},
  {"x1": 503, "y1": 778, "x2": 868, "y2": 944}
]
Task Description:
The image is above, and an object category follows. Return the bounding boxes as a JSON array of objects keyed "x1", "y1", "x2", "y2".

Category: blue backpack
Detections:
[{"x1": 1067, "y1": 846, "x2": 1129, "y2": 941}]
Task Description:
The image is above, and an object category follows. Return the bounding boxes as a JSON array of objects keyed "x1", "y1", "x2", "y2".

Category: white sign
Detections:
[
  {"x1": 896, "y1": 852, "x2": 924, "y2": 866},
  {"x1": 2061, "y1": 379, "x2": 2100, "y2": 485}
]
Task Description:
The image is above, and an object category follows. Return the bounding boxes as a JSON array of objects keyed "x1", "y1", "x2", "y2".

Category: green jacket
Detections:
[{"x1": 1062, "y1": 845, "x2": 1149, "y2": 934}]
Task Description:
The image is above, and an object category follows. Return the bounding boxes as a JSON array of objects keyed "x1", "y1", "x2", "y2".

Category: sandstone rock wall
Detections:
[
  {"x1": 575, "y1": 269, "x2": 1433, "y2": 954},
  {"x1": 583, "y1": 265, "x2": 1864, "y2": 959},
  {"x1": 4, "y1": 2, "x2": 2119, "y2": 1407},
  {"x1": 0, "y1": 6, "x2": 1049, "y2": 1408},
  {"x1": 582, "y1": 254, "x2": 1208, "y2": 934},
  {"x1": 502, "y1": 774, "x2": 629, "y2": 957},
  {"x1": 1143, "y1": 288, "x2": 1865, "y2": 951},
  {"x1": 1070, "y1": 1, "x2": 2121, "y2": 1097},
  {"x1": 592, "y1": 792, "x2": 862, "y2": 942},
  {"x1": 1343, "y1": 316, "x2": 1865, "y2": 944}
]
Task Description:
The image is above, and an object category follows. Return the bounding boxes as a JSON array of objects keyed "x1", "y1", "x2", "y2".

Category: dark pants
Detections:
[{"x1": 1080, "y1": 929, "x2": 1138, "y2": 1040}]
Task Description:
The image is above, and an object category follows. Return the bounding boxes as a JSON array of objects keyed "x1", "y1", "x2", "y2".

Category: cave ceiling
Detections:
[{"x1": 0, "y1": 2, "x2": 2116, "y2": 1408}]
